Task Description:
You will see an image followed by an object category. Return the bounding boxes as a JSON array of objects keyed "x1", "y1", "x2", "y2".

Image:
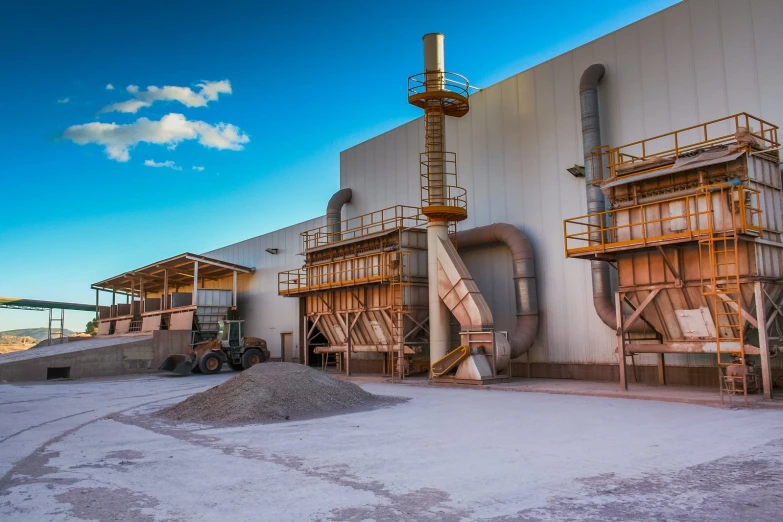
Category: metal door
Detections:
[{"x1": 281, "y1": 333, "x2": 294, "y2": 362}]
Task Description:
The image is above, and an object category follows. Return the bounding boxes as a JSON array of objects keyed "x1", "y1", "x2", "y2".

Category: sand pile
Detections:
[{"x1": 157, "y1": 362, "x2": 403, "y2": 425}]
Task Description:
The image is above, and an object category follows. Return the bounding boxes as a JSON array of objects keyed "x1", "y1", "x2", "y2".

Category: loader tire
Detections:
[
  {"x1": 199, "y1": 352, "x2": 223, "y2": 375},
  {"x1": 228, "y1": 361, "x2": 244, "y2": 372},
  {"x1": 241, "y1": 348, "x2": 264, "y2": 370}
]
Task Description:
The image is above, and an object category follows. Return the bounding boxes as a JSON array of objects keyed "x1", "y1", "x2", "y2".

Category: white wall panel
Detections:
[
  {"x1": 206, "y1": 0, "x2": 781, "y2": 367},
  {"x1": 334, "y1": 0, "x2": 783, "y2": 365},
  {"x1": 203, "y1": 216, "x2": 325, "y2": 359}
]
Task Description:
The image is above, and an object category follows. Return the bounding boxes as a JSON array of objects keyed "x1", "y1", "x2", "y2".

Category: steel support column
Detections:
[
  {"x1": 657, "y1": 354, "x2": 666, "y2": 385},
  {"x1": 754, "y1": 281, "x2": 773, "y2": 399},
  {"x1": 193, "y1": 261, "x2": 199, "y2": 306},
  {"x1": 232, "y1": 270, "x2": 238, "y2": 309},
  {"x1": 616, "y1": 291, "x2": 627, "y2": 391},
  {"x1": 345, "y1": 312, "x2": 352, "y2": 376},
  {"x1": 163, "y1": 270, "x2": 168, "y2": 310}
]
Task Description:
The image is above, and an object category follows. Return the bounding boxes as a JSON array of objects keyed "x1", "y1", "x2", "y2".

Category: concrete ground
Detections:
[{"x1": 2, "y1": 373, "x2": 783, "y2": 521}]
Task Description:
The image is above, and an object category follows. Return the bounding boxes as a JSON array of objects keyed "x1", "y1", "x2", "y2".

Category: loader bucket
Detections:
[{"x1": 159, "y1": 354, "x2": 194, "y2": 375}]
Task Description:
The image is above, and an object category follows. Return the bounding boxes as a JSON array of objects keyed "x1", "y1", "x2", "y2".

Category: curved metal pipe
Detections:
[
  {"x1": 456, "y1": 223, "x2": 538, "y2": 359},
  {"x1": 326, "y1": 188, "x2": 352, "y2": 242},
  {"x1": 580, "y1": 65, "x2": 645, "y2": 333}
]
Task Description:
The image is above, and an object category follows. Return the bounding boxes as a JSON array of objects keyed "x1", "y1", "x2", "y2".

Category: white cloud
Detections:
[
  {"x1": 63, "y1": 112, "x2": 250, "y2": 162},
  {"x1": 192, "y1": 166, "x2": 205, "y2": 171},
  {"x1": 102, "y1": 99, "x2": 151, "y2": 114},
  {"x1": 57, "y1": 97, "x2": 70, "y2": 104},
  {"x1": 105, "y1": 83, "x2": 115, "y2": 90},
  {"x1": 99, "y1": 80, "x2": 232, "y2": 114},
  {"x1": 144, "y1": 159, "x2": 182, "y2": 171}
]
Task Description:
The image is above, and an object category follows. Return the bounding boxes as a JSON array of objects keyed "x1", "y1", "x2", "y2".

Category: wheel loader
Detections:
[{"x1": 159, "y1": 320, "x2": 270, "y2": 375}]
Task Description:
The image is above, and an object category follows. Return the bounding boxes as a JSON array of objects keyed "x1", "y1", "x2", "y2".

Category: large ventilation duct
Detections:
[
  {"x1": 579, "y1": 64, "x2": 645, "y2": 332},
  {"x1": 326, "y1": 188, "x2": 352, "y2": 242},
  {"x1": 457, "y1": 224, "x2": 538, "y2": 359}
]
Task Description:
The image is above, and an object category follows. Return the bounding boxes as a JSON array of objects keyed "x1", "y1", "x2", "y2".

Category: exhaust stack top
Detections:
[{"x1": 408, "y1": 33, "x2": 471, "y2": 222}]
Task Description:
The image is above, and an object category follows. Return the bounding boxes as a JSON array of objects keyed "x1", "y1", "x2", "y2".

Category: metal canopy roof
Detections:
[
  {"x1": 91, "y1": 253, "x2": 254, "y2": 296},
  {"x1": 0, "y1": 297, "x2": 96, "y2": 312},
  {"x1": 600, "y1": 151, "x2": 745, "y2": 193}
]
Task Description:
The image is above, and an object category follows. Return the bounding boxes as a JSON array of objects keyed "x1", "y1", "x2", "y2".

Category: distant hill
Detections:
[{"x1": 0, "y1": 328, "x2": 75, "y2": 341}]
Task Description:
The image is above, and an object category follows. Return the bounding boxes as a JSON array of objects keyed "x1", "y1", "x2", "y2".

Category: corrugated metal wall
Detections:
[
  {"x1": 340, "y1": 0, "x2": 783, "y2": 365},
  {"x1": 202, "y1": 216, "x2": 325, "y2": 359}
]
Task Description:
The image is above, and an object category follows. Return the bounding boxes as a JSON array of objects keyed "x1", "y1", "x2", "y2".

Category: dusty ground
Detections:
[
  {"x1": 1, "y1": 372, "x2": 783, "y2": 521},
  {"x1": 0, "y1": 336, "x2": 36, "y2": 354}
]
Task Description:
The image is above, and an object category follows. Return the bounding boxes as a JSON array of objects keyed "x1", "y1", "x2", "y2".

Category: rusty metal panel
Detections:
[
  {"x1": 114, "y1": 319, "x2": 131, "y2": 335},
  {"x1": 169, "y1": 311, "x2": 193, "y2": 331},
  {"x1": 141, "y1": 315, "x2": 162, "y2": 332},
  {"x1": 97, "y1": 321, "x2": 111, "y2": 336}
]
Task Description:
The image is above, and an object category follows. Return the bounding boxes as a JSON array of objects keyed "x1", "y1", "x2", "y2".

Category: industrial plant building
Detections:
[{"x1": 20, "y1": 0, "x2": 783, "y2": 398}]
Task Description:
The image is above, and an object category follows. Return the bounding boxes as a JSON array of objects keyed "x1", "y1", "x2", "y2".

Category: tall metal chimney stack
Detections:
[{"x1": 408, "y1": 33, "x2": 471, "y2": 367}]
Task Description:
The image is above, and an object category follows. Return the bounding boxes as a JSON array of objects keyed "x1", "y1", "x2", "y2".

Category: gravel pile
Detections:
[{"x1": 157, "y1": 362, "x2": 403, "y2": 425}]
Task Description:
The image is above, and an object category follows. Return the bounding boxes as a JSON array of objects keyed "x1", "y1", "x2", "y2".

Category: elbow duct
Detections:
[
  {"x1": 579, "y1": 64, "x2": 644, "y2": 332},
  {"x1": 456, "y1": 223, "x2": 538, "y2": 359},
  {"x1": 326, "y1": 188, "x2": 353, "y2": 241}
]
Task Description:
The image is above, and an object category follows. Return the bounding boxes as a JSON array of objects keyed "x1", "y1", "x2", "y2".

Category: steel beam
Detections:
[
  {"x1": 624, "y1": 289, "x2": 660, "y2": 331},
  {"x1": 616, "y1": 291, "x2": 627, "y2": 391},
  {"x1": 755, "y1": 282, "x2": 773, "y2": 399},
  {"x1": 193, "y1": 261, "x2": 199, "y2": 306}
]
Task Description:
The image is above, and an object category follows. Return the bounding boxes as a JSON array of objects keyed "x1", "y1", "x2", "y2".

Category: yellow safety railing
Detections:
[
  {"x1": 563, "y1": 185, "x2": 762, "y2": 257},
  {"x1": 278, "y1": 251, "x2": 407, "y2": 296},
  {"x1": 301, "y1": 205, "x2": 426, "y2": 251},
  {"x1": 408, "y1": 71, "x2": 471, "y2": 99},
  {"x1": 591, "y1": 113, "x2": 779, "y2": 182},
  {"x1": 420, "y1": 152, "x2": 468, "y2": 215}
]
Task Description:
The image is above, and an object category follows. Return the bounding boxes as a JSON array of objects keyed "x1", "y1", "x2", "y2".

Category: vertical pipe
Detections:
[
  {"x1": 326, "y1": 188, "x2": 353, "y2": 243},
  {"x1": 95, "y1": 289, "x2": 99, "y2": 320},
  {"x1": 755, "y1": 281, "x2": 773, "y2": 399},
  {"x1": 193, "y1": 261, "x2": 199, "y2": 306},
  {"x1": 580, "y1": 64, "x2": 620, "y2": 330},
  {"x1": 422, "y1": 33, "x2": 451, "y2": 368},
  {"x1": 48, "y1": 308, "x2": 52, "y2": 346},
  {"x1": 423, "y1": 33, "x2": 446, "y2": 207},
  {"x1": 140, "y1": 279, "x2": 145, "y2": 314},
  {"x1": 428, "y1": 222, "x2": 451, "y2": 365}
]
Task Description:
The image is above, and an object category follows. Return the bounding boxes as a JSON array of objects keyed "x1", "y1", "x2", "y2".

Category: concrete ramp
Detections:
[{"x1": 0, "y1": 331, "x2": 191, "y2": 383}]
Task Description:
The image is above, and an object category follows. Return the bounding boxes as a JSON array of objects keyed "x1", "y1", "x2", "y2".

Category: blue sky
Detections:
[{"x1": 0, "y1": 0, "x2": 679, "y2": 331}]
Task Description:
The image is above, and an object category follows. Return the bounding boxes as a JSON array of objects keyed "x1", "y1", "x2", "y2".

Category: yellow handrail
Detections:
[
  {"x1": 563, "y1": 186, "x2": 762, "y2": 257},
  {"x1": 591, "y1": 113, "x2": 779, "y2": 182},
  {"x1": 278, "y1": 251, "x2": 405, "y2": 296},
  {"x1": 300, "y1": 205, "x2": 426, "y2": 251}
]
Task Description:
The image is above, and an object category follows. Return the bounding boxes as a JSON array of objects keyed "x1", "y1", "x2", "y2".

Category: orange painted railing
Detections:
[
  {"x1": 300, "y1": 205, "x2": 425, "y2": 251},
  {"x1": 564, "y1": 185, "x2": 762, "y2": 257},
  {"x1": 591, "y1": 113, "x2": 779, "y2": 182},
  {"x1": 278, "y1": 252, "x2": 405, "y2": 296}
]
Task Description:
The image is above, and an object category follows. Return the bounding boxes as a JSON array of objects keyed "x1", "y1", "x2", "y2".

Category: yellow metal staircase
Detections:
[{"x1": 699, "y1": 184, "x2": 748, "y2": 403}]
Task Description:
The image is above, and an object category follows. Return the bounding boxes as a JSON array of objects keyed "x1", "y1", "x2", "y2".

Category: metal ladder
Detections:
[{"x1": 699, "y1": 184, "x2": 747, "y2": 404}]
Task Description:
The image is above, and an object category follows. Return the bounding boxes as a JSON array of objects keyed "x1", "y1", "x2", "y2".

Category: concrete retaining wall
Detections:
[{"x1": 0, "y1": 331, "x2": 192, "y2": 383}]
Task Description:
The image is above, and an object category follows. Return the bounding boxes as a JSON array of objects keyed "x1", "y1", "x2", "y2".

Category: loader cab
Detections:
[{"x1": 218, "y1": 320, "x2": 243, "y2": 349}]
